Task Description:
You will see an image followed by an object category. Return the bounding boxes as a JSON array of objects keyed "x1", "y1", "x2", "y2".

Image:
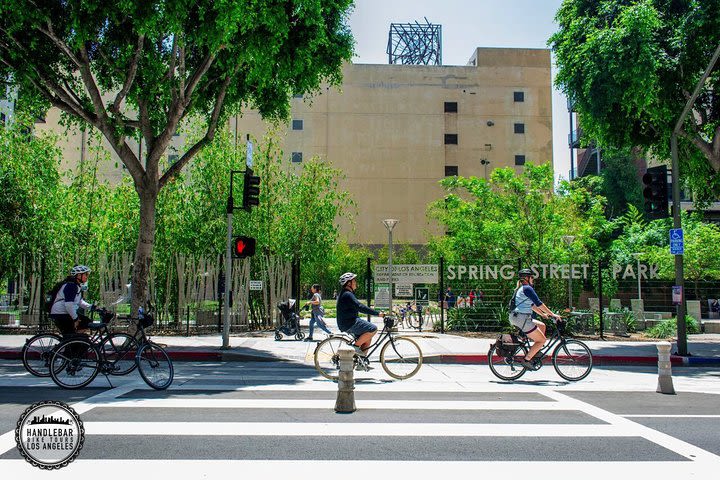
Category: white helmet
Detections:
[
  {"x1": 339, "y1": 272, "x2": 357, "y2": 286},
  {"x1": 70, "y1": 265, "x2": 91, "y2": 276}
]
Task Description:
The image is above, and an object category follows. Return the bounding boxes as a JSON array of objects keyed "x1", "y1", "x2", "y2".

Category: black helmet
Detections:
[{"x1": 518, "y1": 268, "x2": 535, "y2": 278}]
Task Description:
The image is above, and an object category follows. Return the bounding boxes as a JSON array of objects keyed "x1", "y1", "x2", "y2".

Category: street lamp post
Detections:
[
  {"x1": 480, "y1": 159, "x2": 490, "y2": 180},
  {"x1": 632, "y1": 253, "x2": 643, "y2": 301},
  {"x1": 383, "y1": 219, "x2": 399, "y2": 315},
  {"x1": 562, "y1": 236, "x2": 575, "y2": 309}
]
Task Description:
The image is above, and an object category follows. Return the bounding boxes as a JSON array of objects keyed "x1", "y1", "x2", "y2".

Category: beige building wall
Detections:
[{"x1": 37, "y1": 47, "x2": 553, "y2": 245}]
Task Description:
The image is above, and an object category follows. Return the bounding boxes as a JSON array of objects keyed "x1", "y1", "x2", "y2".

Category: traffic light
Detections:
[
  {"x1": 642, "y1": 165, "x2": 669, "y2": 220},
  {"x1": 242, "y1": 168, "x2": 260, "y2": 211},
  {"x1": 233, "y1": 236, "x2": 256, "y2": 258}
]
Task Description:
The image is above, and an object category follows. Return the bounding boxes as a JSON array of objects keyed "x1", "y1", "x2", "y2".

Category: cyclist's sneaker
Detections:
[
  {"x1": 352, "y1": 345, "x2": 366, "y2": 357},
  {"x1": 518, "y1": 358, "x2": 535, "y2": 368}
]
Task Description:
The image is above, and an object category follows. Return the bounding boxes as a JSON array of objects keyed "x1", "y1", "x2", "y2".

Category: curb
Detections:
[{"x1": 3, "y1": 348, "x2": 720, "y2": 366}]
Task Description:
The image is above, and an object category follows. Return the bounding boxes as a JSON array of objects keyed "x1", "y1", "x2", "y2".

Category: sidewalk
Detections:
[{"x1": 2, "y1": 317, "x2": 719, "y2": 366}]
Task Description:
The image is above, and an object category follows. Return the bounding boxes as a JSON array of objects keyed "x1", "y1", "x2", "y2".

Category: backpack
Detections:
[
  {"x1": 44, "y1": 280, "x2": 68, "y2": 313},
  {"x1": 507, "y1": 286, "x2": 522, "y2": 311}
]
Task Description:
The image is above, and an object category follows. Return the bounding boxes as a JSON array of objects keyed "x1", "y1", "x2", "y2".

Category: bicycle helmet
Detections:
[
  {"x1": 339, "y1": 272, "x2": 357, "y2": 286},
  {"x1": 518, "y1": 268, "x2": 535, "y2": 278},
  {"x1": 70, "y1": 265, "x2": 91, "y2": 276}
]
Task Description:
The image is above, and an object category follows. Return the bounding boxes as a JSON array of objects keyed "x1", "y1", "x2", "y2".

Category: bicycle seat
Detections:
[{"x1": 335, "y1": 332, "x2": 356, "y2": 342}]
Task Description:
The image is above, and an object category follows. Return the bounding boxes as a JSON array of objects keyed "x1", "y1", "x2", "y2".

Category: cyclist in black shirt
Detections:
[{"x1": 336, "y1": 272, "x2": 383, "y2": 354}]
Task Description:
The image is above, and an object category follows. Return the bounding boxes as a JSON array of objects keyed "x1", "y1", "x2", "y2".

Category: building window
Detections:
[
  {"x1": 445, "y1": 166, "x2": 458, "y2": 176},
  {"x1": 292, "y1": 119, "x2": 303, "y2": 131},
  {"x1": 168, "y1": 154, "x2": 179, "y2": 165},
  {"x1": 444, "y1": 134, "x2": 458, "y2": 145},
  {"x1": 514, "y1": 91, "x2": 525, "y2": 102},
  {"x1": 514, "y1": 123, "x2": 525, "y2": 134},
  {"x1": 444, "y1": 101, "x2": 458, "y2": 113},
  {"x1": 291, "y1": 152, "x2": 303, "y2": 163},
  {"x1": 514, "y1": 155, "x2": 526, "y2": 166}
]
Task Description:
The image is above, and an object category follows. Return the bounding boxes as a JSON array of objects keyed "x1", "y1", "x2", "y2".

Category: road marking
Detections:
[
  {"x1": 622, "y1": 414, "x2": 720, "y2": 418},
  {"x1": 82, "y1": 422, "x2": 626, "y2": 437},
  {"x1": 96, "y1": 398, "x2": 571, "y2": 410},
  {"x1": 543, "y1": 390, "x2": 720, "y2": 465},
  {"x1": 0, "y1": 459, "x2": 710, "y2": 478},
  {"x1": 0, "y1": 382, "x2": 139, "y2": 456}
]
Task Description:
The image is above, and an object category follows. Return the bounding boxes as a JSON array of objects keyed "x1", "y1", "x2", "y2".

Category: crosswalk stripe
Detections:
[
  {"x1": 97, "y1": 398, "x2": 569, "y2": 410},
  {"x1": 1, "y1": 459, "x2": 717, "y2": 478},
  {"x1": 82, "y1": 422, "x2": 624, "y2": 437}
]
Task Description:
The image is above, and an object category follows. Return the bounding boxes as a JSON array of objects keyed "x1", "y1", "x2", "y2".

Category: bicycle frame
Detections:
[{"x1": 517, "y1": 322, "x2": 567, "y2": 360}]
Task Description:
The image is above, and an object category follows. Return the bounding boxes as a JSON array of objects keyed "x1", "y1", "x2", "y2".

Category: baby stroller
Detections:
[{"x1": 274, "y1": 299, "x2": 305, "y2": 341}]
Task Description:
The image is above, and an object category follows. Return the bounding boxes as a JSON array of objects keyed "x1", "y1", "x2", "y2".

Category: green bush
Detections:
[{"x1": 645, "y1": 316, "x2": 700, "y2": 339}]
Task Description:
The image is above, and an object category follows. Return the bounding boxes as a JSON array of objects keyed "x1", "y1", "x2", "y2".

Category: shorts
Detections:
[
  {"x1": 509, "y1": 312, "x2": 537, "y2": 334},
  {"x1": 345, "y1": 318, "x2": 378, "y2": 338},
  {"x1": 50, "y1": 314, "x2": 91, "y2": 336}
]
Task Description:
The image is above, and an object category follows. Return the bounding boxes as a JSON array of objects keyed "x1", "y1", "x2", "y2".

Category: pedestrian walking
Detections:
[
  {"x1": 304, "y1": 284, "x2": 332, "y2": 342},
  {"x1": 468, "y1": 289, "x2": 475, "y2": 307},
  {"x1": 445, "y1": 287, "x2": 456, "y2": 309}
]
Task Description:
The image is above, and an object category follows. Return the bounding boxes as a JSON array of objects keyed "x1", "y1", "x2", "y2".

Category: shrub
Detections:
[{"x1": 645, "y1": 316, "x2": 699, "y2": 339}]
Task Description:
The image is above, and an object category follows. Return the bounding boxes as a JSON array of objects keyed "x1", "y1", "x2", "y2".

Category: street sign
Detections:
[
  {"x1": 246, "y1": 139, "x2": 253, "y2": 168},
  {"x1": 374, "y1": 264, "x2": 439, "y2": 284},
  {"x1": 374, "y1": 283, "x2": 390, "y2": 309},
  {"x1": 249, "y1": 280, "x2": 263, "y2": 291},
  {"x1": 672, "y1": 285, "x2": 682, "y2": 305},
  {"x1": 669, "y1": 228, "x2": 684, "y2": 255},
  {"x1": 414, "y1": 287, "x2": 429, "y2": 306},
  {"x1": 395, "y1": 283, "x2": 413, "y2": 297}
]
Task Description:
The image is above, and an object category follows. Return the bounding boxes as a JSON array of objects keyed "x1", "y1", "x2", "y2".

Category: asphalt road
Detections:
[{"x1": 0, "y1": 360, "x2": 718, "y2": 478}]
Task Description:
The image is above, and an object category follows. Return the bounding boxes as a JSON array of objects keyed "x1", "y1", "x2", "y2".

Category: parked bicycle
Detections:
[
  {"x1": 48, "y1": 306, "x2": 173, "y2": 390},
  {"x1": 488, "y1": 319, "x2": 592, "y2": 381},
  {"x1": 314, "y1": 315, "x2": 423, "y2": 380},
  {"x1": 394, "y1": 301, "x2": 423, "y2": 330}
]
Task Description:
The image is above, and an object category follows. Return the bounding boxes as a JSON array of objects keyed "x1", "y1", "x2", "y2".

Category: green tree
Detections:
[
  {"x1": 0, "y1": 119, "x2": 62, "y2": 280},
  {"x1": 428, "y1": 163, "x2": 607, "y2": 265},
  {"x1": 550, "y1": 0, "x2": 720, "y2": 201},
  {"x1": 0, "y1": 0, "x2": 354, "y2": 312}
]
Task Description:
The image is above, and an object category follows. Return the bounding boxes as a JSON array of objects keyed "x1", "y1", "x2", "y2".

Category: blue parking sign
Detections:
[{"x1": 669, "y1": 229, "x2": 684, "y2": 255}]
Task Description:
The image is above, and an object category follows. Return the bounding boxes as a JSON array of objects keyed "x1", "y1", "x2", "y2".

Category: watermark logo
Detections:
[{"x1": 15, "y1": 400, "x2": 84, "y2": 469}]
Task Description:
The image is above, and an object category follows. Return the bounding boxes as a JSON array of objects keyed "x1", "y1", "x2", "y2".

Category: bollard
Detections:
[
  {"x1": 656, "y1": 341, "x2": 676, "y2": 395},
  {"x1": 335, "y1": 343, "x2": 356, "y2": 413}
]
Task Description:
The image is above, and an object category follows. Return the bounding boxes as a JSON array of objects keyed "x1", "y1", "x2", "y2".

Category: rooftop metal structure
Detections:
[{"x1": 386, "y1": 18, "x2": 442, "y2": 66}]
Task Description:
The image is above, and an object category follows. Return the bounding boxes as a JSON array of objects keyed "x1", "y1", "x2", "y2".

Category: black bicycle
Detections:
[
  {"x1": 21, "y1": 308, "x2": 117, "y2": 377},
  {"x1": 314, "y1": 316, "x2": 423, "y2": 380},
  {"x1": 49, "y1": 308, "x2": 173, "y2": 390},
  {"x1": 488, "y1": 319, "x2": 592, "y2": 381}
]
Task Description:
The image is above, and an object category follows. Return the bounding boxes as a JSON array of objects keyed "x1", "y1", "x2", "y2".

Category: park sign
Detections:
[
  {"x1": 447, "y1": 263, "x2": 660, "y2": 281},
  {"x1": 374, "y1": 264, "x2": 439, "y2": 284}
]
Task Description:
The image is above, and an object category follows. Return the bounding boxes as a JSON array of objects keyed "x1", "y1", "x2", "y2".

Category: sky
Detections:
[{"x1": 348, "y1": 0, "x2": 570, "y2": 183}]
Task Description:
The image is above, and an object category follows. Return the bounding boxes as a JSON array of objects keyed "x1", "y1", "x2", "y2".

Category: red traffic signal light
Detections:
[{"x1": 233, "y1": 236, "x2": 256, "y2": 258}]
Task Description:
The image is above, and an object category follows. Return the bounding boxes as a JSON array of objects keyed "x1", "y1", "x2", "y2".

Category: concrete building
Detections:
[{"x1": 35, "y1": 47, "x2": 553, "y2": 245}]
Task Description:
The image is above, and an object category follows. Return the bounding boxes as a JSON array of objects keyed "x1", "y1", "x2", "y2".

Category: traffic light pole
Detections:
[
  {"x1": 222, "y1": 187, "x2": 234, "y2": 349},
  {"x1": 670, "y1": 43, "x2": 720, "y2": 356}
]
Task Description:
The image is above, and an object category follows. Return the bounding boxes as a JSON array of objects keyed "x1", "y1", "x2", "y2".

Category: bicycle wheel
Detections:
[
  {"x1": 50, "y1": 339, "x2": 100, "y2": 389},
  {"x1": 313, "y1": 336, "x2": 347, "y2": 380},
  {"x1": 407, "y1": 311, "x2": 421, "y2": 329},
  {"x1": 22, "y1": 333, "x2": 62, "y2": 377},
  {"x1": 380, "y1": 336, "x2": 423, "y2": 380},
  {"x1": 101, "y1": 333, "x2": 138, "y2": 376},
  {"x1": 137, "y1": 342, "x2": 174, "y2": 390},
  {"x1": 552, "y1": 339, "x2": 593, "y2": 381},
  {"x1": 488, "y1": 344, "x2": 528, "y2": 381}
]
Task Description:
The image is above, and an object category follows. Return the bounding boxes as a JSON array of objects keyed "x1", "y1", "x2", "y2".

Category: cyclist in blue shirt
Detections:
[
  {"x1": 510, "y1": 268, "x2": 562, "y2": 367},
  {"x1": 336, "y1": 272, "x2": 384, "y2": 354}
]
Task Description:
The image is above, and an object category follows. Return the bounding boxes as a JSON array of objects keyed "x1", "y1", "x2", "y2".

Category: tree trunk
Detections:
[{"x1": 131, "y1": 182, "x2": 158, "y2": 316}]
